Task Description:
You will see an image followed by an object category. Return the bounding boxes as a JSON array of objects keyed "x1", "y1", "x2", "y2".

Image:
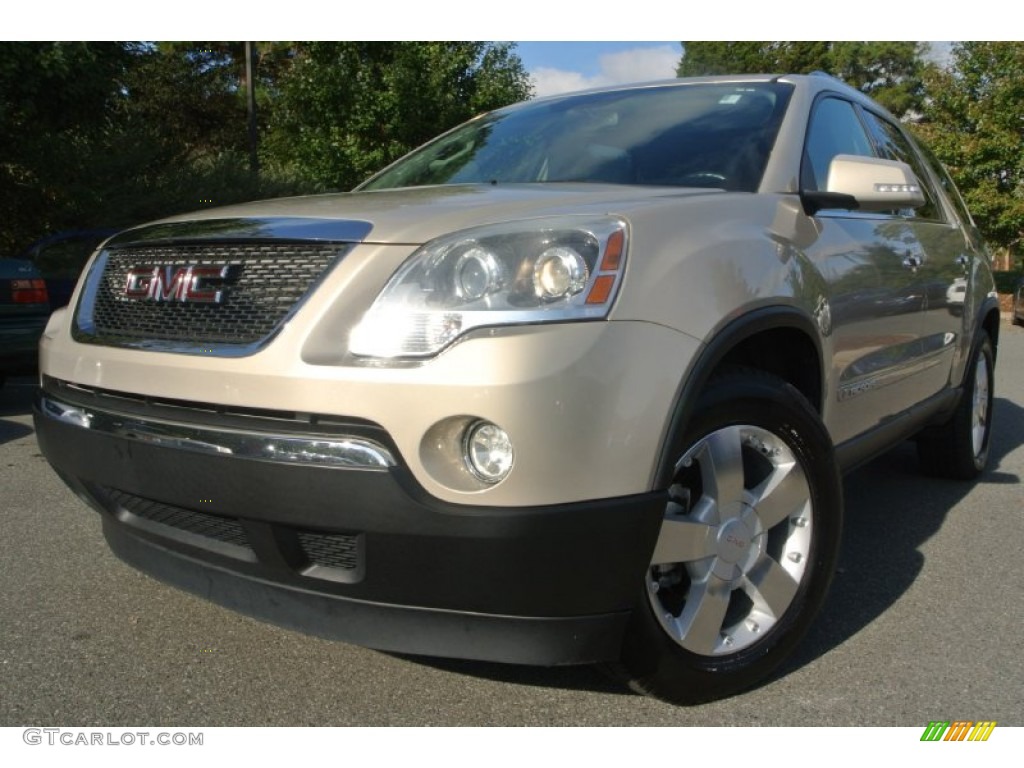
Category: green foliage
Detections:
[
  {"x1": 992, "y1": 271, "x2": 1021, "y2": 294},
  {"x1": 917, "y1": 42, "x2": 1024, "y2": 251},
  {"x1": 677, "y1": 41, "x2": 927, "y2": 117},
  {"x1": 0, "y1": 43, "x2": 132, "y2": 253},
  {"x1": 0, "y1": 42, "x2": 291, "y2": 253},
  {"x1": 263, "y1": 42, "x2": 533, "y2": 190},
  {"x1": 1, "y1": 41, "x2": 530, "y2": 255}
]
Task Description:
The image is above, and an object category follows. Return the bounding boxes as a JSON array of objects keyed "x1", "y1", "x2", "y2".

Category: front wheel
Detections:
[{"x1": 615, "y1": 371, "x2": 843, "y2": 705}]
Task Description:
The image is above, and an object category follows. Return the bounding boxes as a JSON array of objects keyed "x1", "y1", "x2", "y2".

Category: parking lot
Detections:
[{"x1": 2, "y1": 321, "x2": 1022, "y2": 726}]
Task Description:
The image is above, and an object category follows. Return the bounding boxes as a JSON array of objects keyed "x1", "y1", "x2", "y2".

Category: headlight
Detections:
[{"x1": 349, "y1": 216, "x2": 627, "y2": 359}]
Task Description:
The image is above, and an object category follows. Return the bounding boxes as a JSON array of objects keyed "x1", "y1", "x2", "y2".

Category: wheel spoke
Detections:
[
  {"x1": 649, "y1": 412, "x2": 831, "y2": 662},
  {"x1": 677, "y1": 577, "x2": 731, "y2": 655},
  {"x1": 699, "y1": 426, "x2": 746, "y2": 510},
  {"x1": 972, "y1": 357, "x2": 990, "y2": 456},
  {"x1": 749, "y1": 459, "x2": 809, "y2": 530},
  {"x1": 743, "y1": 556, "x2": 799, "y2": 619},
  {"x1": 651, "y1": 517, "x2": 716, "y2": 565}
]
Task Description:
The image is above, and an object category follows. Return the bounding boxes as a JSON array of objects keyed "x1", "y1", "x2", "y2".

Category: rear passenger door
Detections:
[
  {"x1": 800, "y1": 95, "x2": 927, "y2": 444},
  {"x1": 856, "y1": 108, "x2": 973, "y2": 397}
]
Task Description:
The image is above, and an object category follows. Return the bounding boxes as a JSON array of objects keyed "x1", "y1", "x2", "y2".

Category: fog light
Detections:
[{"x1": 463, "y1": 421, "x2": 514, "y2": 484}]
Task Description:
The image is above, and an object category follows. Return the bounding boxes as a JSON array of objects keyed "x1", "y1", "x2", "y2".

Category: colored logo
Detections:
[
  {"x1": 124, "y1": 265, "x2": 232, "y2": 304},
  {"x1": 920, "y1": 721, "x2": 996, "y2": 741}
]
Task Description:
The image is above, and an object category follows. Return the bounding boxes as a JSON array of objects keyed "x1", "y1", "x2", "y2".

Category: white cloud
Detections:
[
  {"x1": 531, "y1": 45, "x2": 679, "y2": 98},
  {"x1": 531, "y1": 68, "x2": 596, "y2": 98}
]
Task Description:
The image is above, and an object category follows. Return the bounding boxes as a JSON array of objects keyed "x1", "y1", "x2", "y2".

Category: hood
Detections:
[{"x1": 116, "y1": 184, "x2": 722, "y2": 246}]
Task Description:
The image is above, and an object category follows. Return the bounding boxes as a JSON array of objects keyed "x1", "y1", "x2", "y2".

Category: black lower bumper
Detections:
[{"x1": 34, "y1": 383, "x2": 665, "y2": 665}]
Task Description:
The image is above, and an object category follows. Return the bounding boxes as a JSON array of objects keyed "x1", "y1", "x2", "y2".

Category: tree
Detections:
[
  {"x1": 0, "y1": 42, "x2": 305, "y2": 254},
  {"x1": 2, "y1": 42, "x2": 530, "y2": 254},
  {"x1": 917, "y1": 42, "x2": 1024, "y2": 253},
  {"x1": 0, "y1": 42, "x2": 132, "y2": 252},
  {"x1": 677, "y1": 42, "x2": 928, "y2": 118},
  {"x1": 263, "y1": 42, "x2": 532, "y2": 190}
]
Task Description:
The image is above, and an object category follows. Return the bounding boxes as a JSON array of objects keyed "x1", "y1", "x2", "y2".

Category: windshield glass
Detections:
[{"x1": 361, "y1": 82, "x2": 793, "y2": 193}]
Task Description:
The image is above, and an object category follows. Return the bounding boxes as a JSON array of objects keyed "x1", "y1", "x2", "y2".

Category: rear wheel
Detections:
[
  {"x1": 616, "y1": 371, "x2": 842, "y2": 704},
  {"x1": 917, "y1": 335, "x2": 994, "y2": 480}
]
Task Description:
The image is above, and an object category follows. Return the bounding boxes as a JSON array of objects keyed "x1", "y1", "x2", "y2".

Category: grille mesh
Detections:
[
  {"x1": 107, "y1": 488, "x2": 251, "y2": 550},
  {"x1": 85, "y1": 243, "x2": 346, "y2": 345},
  {"x1": 105, "y1": 487, "x2": 360, "y2": 572},
  {"x1": 297, "y1": 531, "x2": 360, "y2": 570}
]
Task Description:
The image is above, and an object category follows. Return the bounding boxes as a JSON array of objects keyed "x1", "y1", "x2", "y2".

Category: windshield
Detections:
[{"x1": 361, "y1": 82, "x2": 793, "y2": 193}]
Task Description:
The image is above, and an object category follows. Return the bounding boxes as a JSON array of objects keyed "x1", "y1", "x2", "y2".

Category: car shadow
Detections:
[
  {"x1": 780, "y1": 394, "x2": 1022, "y2": 678},
  {"x1": 384, "y1": 396, "x2": 1023, "y2": 698},
  {"x1": 385, "y1": 651, "x2": 631, "y2": 696},
  {"x1": 0, "y1": 376, "x2": 36, "y2": 445}
]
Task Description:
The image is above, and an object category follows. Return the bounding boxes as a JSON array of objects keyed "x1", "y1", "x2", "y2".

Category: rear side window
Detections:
[
  {"x1": 801, "y1": 97, "x2": 874, "y2": 191},
  {"x1": 859, "y1": 110, "x2": 943, "y2": 221}
]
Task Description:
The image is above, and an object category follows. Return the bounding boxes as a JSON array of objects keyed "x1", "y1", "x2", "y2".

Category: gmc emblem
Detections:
[{"x1": 124, "y1": 265, "x2": 232, "y2": 304}]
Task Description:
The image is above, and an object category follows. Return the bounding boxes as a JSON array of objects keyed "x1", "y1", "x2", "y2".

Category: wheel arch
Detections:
[
  {"x1": 951, "y1": 296, "x2": 1001, "y2": 392},
  {"x1": 979, "y1": 300, "x2": 1000, "y2": 365},
  {"x1": 652, "y1": 306, "x2": 825, "y2": 489}
]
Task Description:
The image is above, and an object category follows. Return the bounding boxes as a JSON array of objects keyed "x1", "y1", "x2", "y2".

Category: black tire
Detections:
[
  {"x1": 614, "y1": 370, "x2": 843, "y2": 705},
  {"x1": 917, "y1": 335, "x2": 994, "y2": 480}
]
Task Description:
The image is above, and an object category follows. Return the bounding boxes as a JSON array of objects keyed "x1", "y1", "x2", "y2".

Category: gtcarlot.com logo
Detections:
[
  {"x1": 23, "y1": 729, "x2": 203, "y2": 746},
  {"x1": 920, "y1": 721, "x2": 997, "y2": 742}
]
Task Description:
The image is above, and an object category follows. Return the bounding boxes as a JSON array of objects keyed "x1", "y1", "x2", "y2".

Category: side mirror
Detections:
[{"x1": 803, "y1": 155, "x2": 926, "y2": 214}]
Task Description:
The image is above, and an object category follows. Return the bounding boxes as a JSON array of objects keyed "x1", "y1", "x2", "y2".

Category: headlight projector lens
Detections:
[
  {"x1": 533, "y1": 246, "x2": 588, "y2": 300},
  {"x1": 454, "y1": 247, "x2": 503, "y2": 300}
]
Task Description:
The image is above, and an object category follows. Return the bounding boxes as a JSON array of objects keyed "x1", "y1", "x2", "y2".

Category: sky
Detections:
[
  {"x1": 515, "y1": 42, "x2": 681, "y2": 97},
  {"x1": 515, "y1": 42, "x2": 955, "y2": 99}
]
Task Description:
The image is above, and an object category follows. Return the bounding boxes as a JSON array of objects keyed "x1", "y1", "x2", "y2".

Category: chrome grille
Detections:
[{"x1": 78, "y1": 242, "x2": 348, "y2": 346}]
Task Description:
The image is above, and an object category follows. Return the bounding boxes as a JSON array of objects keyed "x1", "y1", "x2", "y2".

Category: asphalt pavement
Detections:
[{"x1": 1, "y1": 322, "x2": 1022, "y2": 726}]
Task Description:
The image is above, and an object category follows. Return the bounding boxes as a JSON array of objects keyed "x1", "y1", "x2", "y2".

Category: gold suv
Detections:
[{"x1": 35, "y1": 74, "x2": 999, "y2": 704}]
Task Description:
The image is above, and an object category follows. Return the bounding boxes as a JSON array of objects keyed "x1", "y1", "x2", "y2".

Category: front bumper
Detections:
[{"x1": 34, "y1": 382, "x2": 665, "y2": 665}]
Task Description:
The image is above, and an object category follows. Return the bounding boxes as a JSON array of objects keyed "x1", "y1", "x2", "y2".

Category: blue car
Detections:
[
  {"x1": 17, "y1": 228, "x2": 119, "y2": 310},
  {"x1": 1, "y1": 229, "x2": 118, "y2": 387},
  {"x1": 0, "y1": 257, "x2": 50, "y2": 386}
]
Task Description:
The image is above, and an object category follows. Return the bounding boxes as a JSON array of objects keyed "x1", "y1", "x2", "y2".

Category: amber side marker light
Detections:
[
  {"x1": 585, "y1": 229, "x2": 625, "y2": 305},
  {"x1": 599, "y1": 229, "x2": 624, "y2": 272}
]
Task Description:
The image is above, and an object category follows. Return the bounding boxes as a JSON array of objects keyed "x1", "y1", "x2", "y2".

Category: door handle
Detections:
[
  {"x1": 902, "y1": 254, "x2": 922, "y2": 270},
  {"x1": 955, "y1": 254, "x2": 970, "y2": 272}
]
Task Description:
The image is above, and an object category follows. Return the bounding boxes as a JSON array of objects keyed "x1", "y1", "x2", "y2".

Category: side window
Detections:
[
  {"x1": 859, "y1": 110, "x2": 943, "y2": 221},
  {"x1": 802, "y1": 97, "x2": 874, "y2": 191}
]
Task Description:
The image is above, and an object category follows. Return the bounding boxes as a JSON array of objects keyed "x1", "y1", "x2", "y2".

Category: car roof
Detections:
[{"x1": 522, "y1": 72, "x2": 882, "y2": 116}]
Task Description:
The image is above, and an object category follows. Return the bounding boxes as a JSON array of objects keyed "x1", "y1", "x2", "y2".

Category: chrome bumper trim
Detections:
[{"x1": 39, "y1": 395, "x2": 396, "y2": 470}]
